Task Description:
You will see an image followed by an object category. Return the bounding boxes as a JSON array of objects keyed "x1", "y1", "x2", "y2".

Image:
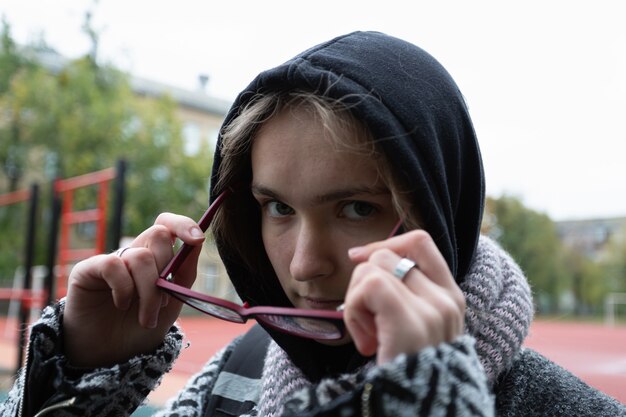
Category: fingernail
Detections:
[
  {"x1": 161, "y1": 294, "x2": 169, "y2": 308},
  {"x1": 348, "y1": 246, "x2": 363, "y2": 257},
  {"x1": 190, "y1": 226, "x2": 204, "y2": 238}
]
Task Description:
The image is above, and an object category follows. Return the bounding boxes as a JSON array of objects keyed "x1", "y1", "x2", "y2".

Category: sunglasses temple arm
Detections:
[
  {"x1": 159, "y1": 189, "x2": 232, "y2": 281},
  {"x1": 160, "y1": 244, "x2": 193, "y2": 280},
  {"x1": 388, "y1": 218, "x2": 405, "y2": 238}
]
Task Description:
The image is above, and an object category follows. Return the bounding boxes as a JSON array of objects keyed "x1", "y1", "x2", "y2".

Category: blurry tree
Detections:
[
  {"x1": 0, "y1": 18, "x2": 40, "y2": 284},
  {"x1": 483, "y1": 195, "x2": 619, "y2": 316},
  {"x1": 0, "y1": 15, "x2": 212, "y2": 262},
  {"x1": 484, "y1": 195, "x2": 568, "y2": 314},
  {"x1": 600, "y1": 225, "x2": 626, "y2": 295},
  {"x1": 121, "y1": 96, "x2": 213, "y2": 234},
  {"x1": 0, "y1": 17, "x2": 39, "y2": 192},
  {"x1": 561, "y1": 246, "x2": 607, "y2": 315}
]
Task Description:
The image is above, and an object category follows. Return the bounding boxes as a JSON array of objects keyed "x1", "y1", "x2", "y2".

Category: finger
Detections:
[
  {"x1": 346, "y1": 309, "x2": 378, "y2": 357},
  {"x1": 131, "y1": 213, "x2": 205, "y2": 249},
  {"x1": 364, "y1": 248, "x2": 466, "y2": 337},
  {"x1": 126, "y1": 213, "x2": 206, "y2": 291},
  {"x1": 150, "y1": 214, "x2": 205, "y2": 288},
  {"x1": 69, "y1": 255, "x2": 137, "y2": 311},
  {"x1": 344, "y1": 263, "x2": 408, "y2": 355},
  {"x1": 141, "y1": 225, "x2": 178, "y2": 273},
  {"x1": 123, "y1": 247, "x2": 165, "y2": 328},
  {"x1": 116, "y1": 228, "x2": 175, "y2": 307},
  {"x1": 348, "y1": 230, "x2": 456, "y2": 291},
  {"x1": 170, "y1": 243, "x2": 203, "y2": 289},
  {"x1": 365, "y1": 248, "x2": 442, "y2": 296},
  {"x1": 154, "y1": 212, "x2": 206, "y2": 245},
  {"x1": 365, "y1": 248, "x2": 418, "y2": 287},
  {"x1": 141, "y1": 226, "x2": 204, "y2": 290}
]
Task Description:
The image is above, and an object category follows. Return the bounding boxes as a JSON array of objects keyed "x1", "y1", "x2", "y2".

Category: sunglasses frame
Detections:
[{"x1": 155, "y1": 188, "x2": 345, "y2": 340}]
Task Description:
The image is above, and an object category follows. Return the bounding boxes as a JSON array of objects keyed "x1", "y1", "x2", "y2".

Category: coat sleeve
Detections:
[
  {"x1": 494, "y1": 348, "x2": 626, "y2": 417},
  {"x1": 282, "y1": 335, "x2": 494, "y2": 417},
  {"x1": 0, "y1": 301, "x2": 183, "y2": 417}
]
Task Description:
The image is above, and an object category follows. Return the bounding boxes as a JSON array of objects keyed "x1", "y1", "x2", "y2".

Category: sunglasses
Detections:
[
  {"x1": 156, "y1": 188, "x2": 404, "y2": 341},
  {"x1": 156, "y1": 188, "x2": 346, "y2": 340}
]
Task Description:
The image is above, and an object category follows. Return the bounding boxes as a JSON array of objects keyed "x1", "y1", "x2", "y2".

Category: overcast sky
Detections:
[{"x1": 2, "y1": 0, "x2": 625, "y2": 221}]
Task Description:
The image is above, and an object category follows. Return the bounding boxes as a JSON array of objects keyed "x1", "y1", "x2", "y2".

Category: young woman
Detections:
[{"x1": 2, "y1": 31, "x2": 623, "y2": 417}]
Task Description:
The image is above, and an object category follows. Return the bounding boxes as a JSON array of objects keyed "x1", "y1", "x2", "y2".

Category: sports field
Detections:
[
  {"x1": 1, "y1": 316, "x2": 624, "y2": 407},
  {"x1": 148, "y1": 316, "x2": 626, "y2": 405}
]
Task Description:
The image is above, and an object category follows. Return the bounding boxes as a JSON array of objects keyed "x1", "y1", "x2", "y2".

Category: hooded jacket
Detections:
[{"x1": 209, "y1": 30, "x2": 485, "y2": 381}]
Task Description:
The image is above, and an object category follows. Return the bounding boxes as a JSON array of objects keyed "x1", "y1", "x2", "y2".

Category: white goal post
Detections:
[{"x1": 605, "y1": 293, "x2": 626, "y2": 326}]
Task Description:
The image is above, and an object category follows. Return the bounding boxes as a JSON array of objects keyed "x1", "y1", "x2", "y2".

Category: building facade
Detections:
[{"x1": 556, "y1": 217, "x2": 626, "y2": 260}]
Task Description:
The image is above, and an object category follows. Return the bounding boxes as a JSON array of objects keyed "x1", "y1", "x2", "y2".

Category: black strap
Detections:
[
  {"x1": 204, "y1": 324, "x2": 270, "y2": 416},
  {"x1": 222, "y1": 324, "x2": 270, "y2": 377}
]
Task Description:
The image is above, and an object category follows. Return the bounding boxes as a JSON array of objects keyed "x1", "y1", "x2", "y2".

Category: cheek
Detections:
[{"x1": 261, "y1": 226, "x2": 291, "y2": 280}]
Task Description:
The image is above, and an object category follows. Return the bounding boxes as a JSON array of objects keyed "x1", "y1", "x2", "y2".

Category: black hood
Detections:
[{"x1": 209, "y1": 31, "x2": 485, "y2": 380}]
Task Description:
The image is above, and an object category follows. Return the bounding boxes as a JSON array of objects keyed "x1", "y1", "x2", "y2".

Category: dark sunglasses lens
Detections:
[
  {"x1": 172, "y1": 292, "x2": 245, "y2": 323},
  {"x1": 256, "y1": 314, "x2": 342, "y2": 340}
]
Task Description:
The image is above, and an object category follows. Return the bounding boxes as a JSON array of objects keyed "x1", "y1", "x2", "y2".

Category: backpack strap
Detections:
[{"x1": 205, "y1": 324, "x2": 270, "y2": 416}]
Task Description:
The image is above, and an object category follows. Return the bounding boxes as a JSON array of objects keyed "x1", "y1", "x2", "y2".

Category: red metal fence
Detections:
[
  {"x1": 0, "y1": 161, "x2": 125, "y2": 372},
  {"x1": 54, "y1": 167, "x2": 116, "y2": 298}
]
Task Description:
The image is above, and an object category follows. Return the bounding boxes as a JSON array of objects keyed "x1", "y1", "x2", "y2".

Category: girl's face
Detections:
[{"x1": 251, "y1": 106, "x2": 399, "y2": 311}]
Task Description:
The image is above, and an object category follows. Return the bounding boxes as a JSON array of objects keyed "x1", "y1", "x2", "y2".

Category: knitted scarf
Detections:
[{"x1": 257, "y1": 235, "x2": 534, "y2": 417}]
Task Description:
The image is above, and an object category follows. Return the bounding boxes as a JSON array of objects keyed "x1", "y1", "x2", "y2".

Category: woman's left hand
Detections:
[{"x1": 342, "y1": 230, "x2": 466, "y2": 365}]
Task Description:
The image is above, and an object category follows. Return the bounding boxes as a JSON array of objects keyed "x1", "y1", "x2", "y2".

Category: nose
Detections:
[{"x1": 289, "y1": 221, "x2": 334, "y2": 282}]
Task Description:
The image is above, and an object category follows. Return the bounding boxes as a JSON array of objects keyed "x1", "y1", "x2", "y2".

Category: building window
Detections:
[
  {"x1": 201, "y1": 263, "x2": 218, "y2": 294},
  {"x1": 182, "y1": 122, "x2": 201, "y2": 155},
  {"x1": 207, "y1": 127, "x2": 220, "y2": 149}
]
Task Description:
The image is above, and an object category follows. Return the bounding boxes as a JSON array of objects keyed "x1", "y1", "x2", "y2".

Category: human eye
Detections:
[
  {"x1": 265, "y1": 200, "x2": 294, "y2": 217},
  {"x1": 341, "y1": 201, "x2": 377, "y2": 220}
]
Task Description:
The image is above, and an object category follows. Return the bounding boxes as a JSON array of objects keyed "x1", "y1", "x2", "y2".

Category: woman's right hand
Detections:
[
  {"x1": 62, "y1": 213, "x2": 205, "y2": 368},
  {"x1": 343, "y1": 230, "x2": 466, "y2": 365}
]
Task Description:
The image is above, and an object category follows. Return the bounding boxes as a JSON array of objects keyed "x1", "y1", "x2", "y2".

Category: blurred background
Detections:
[{"x1": 0, "y1": 0, "x2": 624, "y2": 411}]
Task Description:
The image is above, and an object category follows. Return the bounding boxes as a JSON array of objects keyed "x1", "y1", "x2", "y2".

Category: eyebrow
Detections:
[{"x1": 250, "y1": 184, "x2": 390, "y2": 205}]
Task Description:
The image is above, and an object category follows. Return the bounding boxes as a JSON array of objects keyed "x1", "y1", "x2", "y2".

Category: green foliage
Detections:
[
  {"x1": 0, "y1": 17, "x2": 34, "y2": 93},
  {"x1": 484, "y1": 195, "x2": 568, "y2": 313},
  {"x1": 0, "y1": 16, "x2": 213, "y2": 281},
  {"x1": 122, "y1": 96, "x2": 213, "y2": 233},
  {"x1": 561, "y1": 246, "x2": 608, "y2": 315},
  {"x1": 600, "y1": 225, "x2": 626, "y2": 294},
  {"x1": 0, "y1": 19, "x2": 40, "y2": 191},
  {"x1": 0, "y1": 202, "x2": 29, "y2": 284},
  {"x1": 484, "y1": 195, "x2": 618, "y2": 316}
]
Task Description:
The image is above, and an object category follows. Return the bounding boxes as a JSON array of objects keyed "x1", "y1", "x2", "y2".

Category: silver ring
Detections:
[
  {"x1": 393, "y1": 258, "x2": 417, "y2": 281},
  {"x1": 115, "y1": 247, "x2": 131, "y2": 258}
]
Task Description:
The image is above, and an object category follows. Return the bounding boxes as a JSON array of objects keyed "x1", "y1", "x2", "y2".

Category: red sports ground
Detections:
[{"x1": 1, "y1": 317, "x2": 625, "y2": 407}]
